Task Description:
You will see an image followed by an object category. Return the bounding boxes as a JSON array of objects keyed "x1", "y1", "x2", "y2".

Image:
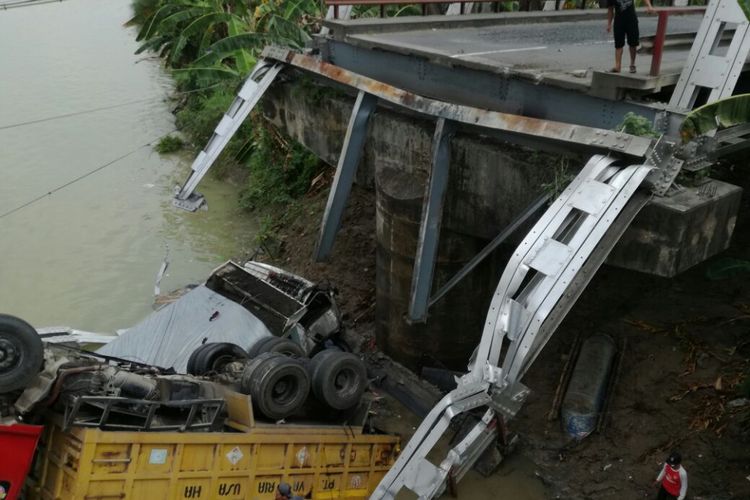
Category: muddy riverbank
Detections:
[
  {"x1": 256, "y1": 172, "x2": 750, "y2": 498},
  {"x1": 0, "y1": 0, "x2": 258, "y2": 332}
]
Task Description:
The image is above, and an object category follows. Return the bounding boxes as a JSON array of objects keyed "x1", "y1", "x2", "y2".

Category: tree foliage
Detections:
[
  {"x1": 680, "y1": 94, "x2": 750, "y2": 142},
  {"x1": 129, "y1": 0, "x2": 320, "y2": 84}
]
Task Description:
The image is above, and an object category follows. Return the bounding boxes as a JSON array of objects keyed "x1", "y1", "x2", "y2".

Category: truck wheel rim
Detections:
[
  {"x1": 271, "y1": 375, "x2": 297, "y2": 405},
  {"x1": 0, "y1": 336, "x2": 21, "y2": 372},
  {"x1": 334, "y1": 367, "x2": 357, "y2": 395}
]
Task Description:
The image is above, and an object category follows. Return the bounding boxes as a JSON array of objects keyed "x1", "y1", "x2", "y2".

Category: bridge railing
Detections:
[
  {"x1": 649, "y1": 7, "x2": 707, "y2": 76},
  {"x1": 326, "y1": 0, "x2": 506, "y2": 18},
  {"x1": 324, "y1": 0, "x2": 705, "y2": 19}
]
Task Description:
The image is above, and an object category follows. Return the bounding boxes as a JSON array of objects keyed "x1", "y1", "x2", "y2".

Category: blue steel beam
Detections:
[
  {"x1": 314, "y1": 90, "x2": 378, "y2": 261},
  {"x1": 428, "y1": 192, "x2": 551, "y2": 310},
  {"x1": 408, "y1": 118, "x2": 456, "y2": 323},
  {"x1": 322, "y1": 40, "x2": 684, "y2": 136}
]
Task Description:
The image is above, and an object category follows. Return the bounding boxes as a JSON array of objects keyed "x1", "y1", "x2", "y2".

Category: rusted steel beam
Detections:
[{"x1": 261, "y1": 47, "x2": 654, "y2": 158}]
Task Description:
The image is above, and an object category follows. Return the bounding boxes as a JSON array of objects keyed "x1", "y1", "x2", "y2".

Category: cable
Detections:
[
  {"x1": 0, "y1": 97, "x2": 161, "y2": 131},
  {"x1": 0, "y1": 83, "x2": 227, "y2": 132},
  {"x1": 0, "y1": 0, "x2": 65, "y2": 10},
  {"x1": 0, "y1": 130, "x2": 176, "y2": 220}
]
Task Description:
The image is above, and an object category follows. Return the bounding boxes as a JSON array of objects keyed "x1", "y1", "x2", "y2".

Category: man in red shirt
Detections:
[{"x1": 653, "y1": 451, "x2": 688, "y2": 500}]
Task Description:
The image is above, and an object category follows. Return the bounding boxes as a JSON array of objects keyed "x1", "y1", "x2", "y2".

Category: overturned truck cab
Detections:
[{"x1": 98, "y1": 260, "x2": 343, "y2": 373}]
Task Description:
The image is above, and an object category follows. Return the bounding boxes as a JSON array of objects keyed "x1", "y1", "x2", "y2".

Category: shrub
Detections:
[{"x1": 155, "y1": 135, "x2": 185, "y2": 154}]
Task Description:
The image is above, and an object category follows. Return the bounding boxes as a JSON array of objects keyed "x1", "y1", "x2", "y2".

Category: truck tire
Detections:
[
  {"x1": 247, "y1": 336, "x2": 305, "y2": 359},
  {"x1": 310, "y1": 350, "x2": 367, "y2": 410},
  {"x1": 187, "y1": 342, "x2": 247, "y2": 375},
  {"x1": 0, "y1": 314, "x2": 43, "y2": 393},
  {"x1": 241, "y1": 352, "x2": 310, "y2": 420}
]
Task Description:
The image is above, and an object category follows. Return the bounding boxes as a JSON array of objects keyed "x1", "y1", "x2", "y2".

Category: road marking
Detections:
[{"x1": 451, "y1": 46, "x2": 548, "y2": 58}]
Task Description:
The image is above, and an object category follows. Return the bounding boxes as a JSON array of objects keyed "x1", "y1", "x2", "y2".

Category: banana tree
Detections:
[
  {"x1": 680, "y1": 94, "x2": 750, "y2": 141},
  {"x1": 131, "y1": 0, "x2": 255, "y2": 73}
]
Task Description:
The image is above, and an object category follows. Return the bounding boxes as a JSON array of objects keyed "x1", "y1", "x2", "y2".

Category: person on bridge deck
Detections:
[
  {"x1": 652, "y1": 451, "x2": 688, "y2": 500},
  {"x1": 606, "y1": 0, "x2": 655, "y2": 73}
]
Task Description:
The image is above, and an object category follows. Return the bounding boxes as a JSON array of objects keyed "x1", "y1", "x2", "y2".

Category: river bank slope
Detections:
[{"x1": 254, "y1": 171, "x2": 750, "y2": 498}]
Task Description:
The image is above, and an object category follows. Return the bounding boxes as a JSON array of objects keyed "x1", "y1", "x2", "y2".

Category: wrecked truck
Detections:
[{"x1": 0, "y1": 261, "x2": 397, "y2": 500}]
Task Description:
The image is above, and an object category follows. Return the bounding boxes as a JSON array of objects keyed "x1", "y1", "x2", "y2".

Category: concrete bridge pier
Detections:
[
  {"x1": 375, "y1": 167, "x2": 501, "y2": 370},
  {"x1": 262, "y1": 75, "x2": 741, "y2": 372}
]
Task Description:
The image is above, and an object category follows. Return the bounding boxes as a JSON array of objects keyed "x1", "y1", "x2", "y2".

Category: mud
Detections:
[{"x1": 257, "y1": 175, "x2": 750, "y2": 499}]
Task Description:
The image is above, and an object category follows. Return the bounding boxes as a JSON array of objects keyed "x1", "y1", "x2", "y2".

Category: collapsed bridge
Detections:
[{"x1": 174, "y1": 0, "x2": 750, "y2": 496}]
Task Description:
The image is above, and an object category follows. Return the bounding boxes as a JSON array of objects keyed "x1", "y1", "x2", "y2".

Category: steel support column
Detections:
[
  {"x1": 314, "y1": 90, "x2": 378, "y2": 261},
  {"x1": 408, "y1": 118, "x2": 456, "y2": 323},
  {"x1": 427, "y1": 192, "x2": 550, "y2": 309}
]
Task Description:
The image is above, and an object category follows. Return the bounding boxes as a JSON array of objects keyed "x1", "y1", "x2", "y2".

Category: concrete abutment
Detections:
[{"x1": 263, "y1": 76, "x2": 741, "y2": 368}]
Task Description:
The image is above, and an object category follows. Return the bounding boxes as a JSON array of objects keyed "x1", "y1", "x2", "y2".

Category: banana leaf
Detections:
[
  {"x1": 182, "y1": 12, "x2": 235, "y2": 38},
  {"x1": 135, "y1": 34, "x2": 173, "y2": 55},
  {"x1": 160, "y1": 7, "x2": 210, "y2": 30},
  {"x1": 227, "y1": 17, "x2": 253, "y2": 74},
  {"x1": 192, "y1": 33, "x2": 268, "y2": 66},
  {"x1": 706, "y1": 257, "x2": 750, "y2": 280},
  {"x1": 137, "y1": 4, "x2": 182, "y2": 41},
  {"x1": 680, "y1": 93, "x2": 750, "y2": 141}
]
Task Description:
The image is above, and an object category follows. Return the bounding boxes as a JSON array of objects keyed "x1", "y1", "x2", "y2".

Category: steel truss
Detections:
[
  {"x1": 670, "y1": 0, "x2": 750, "y2": 110},
  {"x1": 371, "y1": 157, "x2": 654, "y2": 498}
]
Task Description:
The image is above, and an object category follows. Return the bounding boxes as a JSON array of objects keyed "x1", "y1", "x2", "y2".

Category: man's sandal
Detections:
[
  {"x1": 629, "y1": 65, "x2": 637, "y2": 73},
  {"x1": 609, "y1": 67, "x2": 621, "y2": 73}
]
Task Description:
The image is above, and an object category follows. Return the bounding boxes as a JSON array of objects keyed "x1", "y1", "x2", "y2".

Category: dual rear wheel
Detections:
[{"x1": 185, "y1": 335, "x2": 368, "y2": 420}]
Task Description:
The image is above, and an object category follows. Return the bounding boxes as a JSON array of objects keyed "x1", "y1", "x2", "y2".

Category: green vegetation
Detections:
[
  {"x1": 617, "y1": 112, "x2": 660, "y2": 138},
  {"x1": 240, "y1": 119, "x2": 322, "y2": 211},
  {"x1": 540, "y1": 158, "x2": 575, "y2": 200},
  {"x1": 680, "y1": 94, "x2": 750, "y2": 142},
  {"x1": 155, "y1": 134, "x2": 185, "y2": 153},
  {"x1": 129, "y1": 0, "x2": 324, "y2": 239},
  {"x1": 739, "y1": 0, "x2": 750, "y2": 22}
]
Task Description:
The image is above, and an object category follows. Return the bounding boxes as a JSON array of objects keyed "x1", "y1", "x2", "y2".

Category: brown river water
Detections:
[
  {"x1": 0, "y1": 1, "x2": 548, "y2": 497},
  {"x1": 0, "y1": 0, "x2": 256, "y2": 332}
]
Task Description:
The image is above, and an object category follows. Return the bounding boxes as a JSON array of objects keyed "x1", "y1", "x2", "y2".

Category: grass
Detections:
[
  {"x1": 617, "y1": 112, "x2": 661, "y2": 138},
  {"x1": 239, "y1": 117, "x2": 324, "y2": 212},
  {"x1": 540, "y1": 158, "x2": 575, "y2": 200},
  {"x1": 155, "y1": 135, "x2": 185, "y2": 154}
]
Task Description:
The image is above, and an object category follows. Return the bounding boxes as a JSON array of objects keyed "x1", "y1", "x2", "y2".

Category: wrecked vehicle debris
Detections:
[
  {"x1": 0, "y1": 259, "x2": 392, "y2": 498},
  {"x1": 98, "y1": 260, "x2": 343, "y2": 373},
  {"x1": 560, "y1": 334, "x2": 617, "y2": 440}
]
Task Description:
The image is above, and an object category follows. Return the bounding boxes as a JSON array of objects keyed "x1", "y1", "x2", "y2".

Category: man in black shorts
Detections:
[{"x1": 607, "y1": 0, "x2": 655, "y2": 73}]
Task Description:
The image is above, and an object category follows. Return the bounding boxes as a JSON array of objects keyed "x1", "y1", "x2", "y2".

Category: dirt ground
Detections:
[{"x1": 254, "y1": 175, "x2": 750, "y2": 499}]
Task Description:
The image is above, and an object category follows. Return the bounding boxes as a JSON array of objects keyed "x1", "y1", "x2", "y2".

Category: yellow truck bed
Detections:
[{"x1": 28, "y1": 421, "x2": 399, "y2": 499}]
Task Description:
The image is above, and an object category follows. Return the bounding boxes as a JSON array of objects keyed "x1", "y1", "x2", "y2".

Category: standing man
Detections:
[
  {"x1": 606, "y1": 0, "x2": 655, "y2": 73},
  {"x1": 652, "y1": 451, "x2": 688, "y2": 500}
]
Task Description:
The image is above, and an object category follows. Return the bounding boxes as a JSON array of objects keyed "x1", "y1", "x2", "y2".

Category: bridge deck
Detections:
[{"x1": 323, "y1": 9, "x2": 705, "y2": 98}]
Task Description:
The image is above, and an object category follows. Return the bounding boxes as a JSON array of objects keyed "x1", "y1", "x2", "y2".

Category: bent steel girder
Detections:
[
  {"x1": 173, "y1": 60, "x2": 282, "y2": 211},
  {"x1": 515, "y1": 189, "x2": 652, "y2": 382},
  {"x1": 371, "y1": 158, "x2": 653, "y2": 499},
  {"x1": 371, "y1": 385, "x2": 491, "y2": 499},
  {"x1": 500, "y1": 165, "x2": 653, "y2": 385},
  {"x1": 468, "y1": 155, "x2": 619, "y2": 381},
  {"x1": 670, "y1": 0, "x2": 750, "y2": 110}
]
